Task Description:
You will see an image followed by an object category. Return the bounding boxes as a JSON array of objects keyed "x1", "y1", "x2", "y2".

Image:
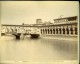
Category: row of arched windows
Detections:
[{"x1": 41, "y1": 27, "x2": 77, "y2": 35}]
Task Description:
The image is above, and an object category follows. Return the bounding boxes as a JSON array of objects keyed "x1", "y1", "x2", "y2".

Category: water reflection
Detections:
[{"x1": 1, "y1": 35, "x2": 78, "y2": 62}]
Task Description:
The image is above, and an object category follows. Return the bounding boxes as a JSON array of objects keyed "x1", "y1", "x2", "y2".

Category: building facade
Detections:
[{"x1": 40, "y1": 16, "x2": 78, "y2": 36}]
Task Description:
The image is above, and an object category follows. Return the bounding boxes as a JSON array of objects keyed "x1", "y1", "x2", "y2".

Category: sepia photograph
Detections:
[{"x1": 0, "y1": 1, "x2": 79, "y2": 64}]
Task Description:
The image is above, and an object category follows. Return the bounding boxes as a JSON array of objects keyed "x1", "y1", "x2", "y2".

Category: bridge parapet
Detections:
[{"x1": 1, "y1": 25, "x2": 40, "y2": 35}]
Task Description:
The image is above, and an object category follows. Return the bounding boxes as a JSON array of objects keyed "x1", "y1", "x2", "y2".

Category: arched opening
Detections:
[
  {"x1": 50, "y1": 29, "x2": 52, "y2": 34},
  {"x1": 7, "y1": 28, "x2": 9, "y2": 33},
  {"x1": 70, "y1": 27, "x2": 73, "y2": 35},
  {"x1": 15, "y1": 29, "x2": 17, "y2": 32},
  {"x1": 46, "y1": 29, "x2": 48, "y2": 34},
  {"x1": 41, "y1": 29, "x2": 42, "y2": 34},
  {"x1": 59, "y1": 28, "x2": 61, "y2": 34},
  {"x1": 56, "y1": 28, "x2": 58, "y2": 34},
  {"x1": 45, "y1": 29, "x2": 47, "y2": 34},
  {"x1": 75, "y1": 27, "x2": 77, "y2": 35},
  {"x1": 66, "y1": 28, "x2": 69, "y2": 34},
  {"x1": 48, "y1": 29, "x2": 49, "y2": 34},
  {"x1": 11, "y1": 28, "x2": 13, "y2": 32},
  {"x1": 43, "y1": 29, "x2": 44, "y2": 34},
  {"x1": 53, "y1": 29, "x2": 55, "y2": 34},
  {"x1": 63, "y1": 28, "x2": 65, "y2": 34}
]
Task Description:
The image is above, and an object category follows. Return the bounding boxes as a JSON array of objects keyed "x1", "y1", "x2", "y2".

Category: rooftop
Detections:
[{"x1": 54, "y1": 16, "x2": 77, "y2": 20}]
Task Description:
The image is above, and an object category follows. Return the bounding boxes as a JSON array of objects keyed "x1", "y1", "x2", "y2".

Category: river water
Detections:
[{"x1": 0, "y1": 35, "x2": 78, "y2": 63}]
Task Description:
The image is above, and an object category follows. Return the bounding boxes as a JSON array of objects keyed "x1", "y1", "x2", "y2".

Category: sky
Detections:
[{"x1": 1, "y1": 1, "x2": 79, "y2": 25}]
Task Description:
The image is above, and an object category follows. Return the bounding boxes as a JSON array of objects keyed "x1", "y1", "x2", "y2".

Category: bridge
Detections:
[
  {"x1": 1, "y1": 24, "x2": 41, "y2": 39},
  {"x1": 1, "y1": 16, "x2": 78, "y2": 38}
]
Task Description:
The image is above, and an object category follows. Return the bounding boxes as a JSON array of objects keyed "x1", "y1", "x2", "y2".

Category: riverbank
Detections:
[
  {"x1": 1, "y1": 34, "x2": 78, "y2": 41},
  {"x1": 40, "y1": 35, "x2": 78, "y2": 41}
]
